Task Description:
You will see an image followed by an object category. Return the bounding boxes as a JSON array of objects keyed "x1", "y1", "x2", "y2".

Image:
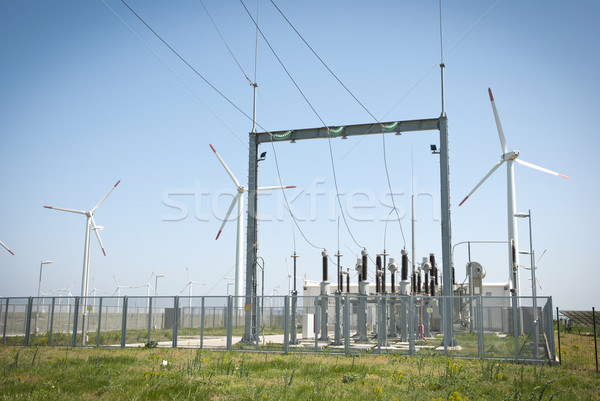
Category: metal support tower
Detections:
[{"x1": 243, "y1": 116, "x2": 454, "y2": 346}]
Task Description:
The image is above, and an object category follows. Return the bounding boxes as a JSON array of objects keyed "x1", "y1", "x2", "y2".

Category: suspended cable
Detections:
[
  {"x1": 268, "y1": 0, "x2": 408, "y2": 250},
  {"x1": 203, "y1": 264, "x2": 235, "y2": 296},
  {"x1": 239, "y1": 0, "x2": 365, "y2": 250},
  {"x1": 120, "y1": 0, "x2": 257, "y2": 127},
  {"x1": 269, "y1": 0, "x2": 379, "y2": 123},
  {"x1": 268, "y1": 141, "x2": 322, "y2": 250},
  {"x1": 382, "y1": 133, "x2": 406, "y2": 248},
  {"x1": 199, "y1": 0, "x2": 253, "y2": 85},
  {"x1": 238, "y1": 0, "x2": 327, "y2": 129},
  {"x1": 100, "y1": 0, "x2": 247, "y2": 147},
  {"x1": 341, "y1": 0, "x2": 503, "y2": 159},
  {"x1": 326, "y1": 137, "x2": 363, "y2": 249}
]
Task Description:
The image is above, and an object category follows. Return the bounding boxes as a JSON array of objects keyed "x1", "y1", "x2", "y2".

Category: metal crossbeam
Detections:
[{"x1": 254, "y1": 118, "x2": 440, "y2": 144}]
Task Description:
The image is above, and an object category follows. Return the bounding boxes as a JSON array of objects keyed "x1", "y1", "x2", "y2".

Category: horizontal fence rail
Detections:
[{"x1": 0, "y1": 294, "x2": 556, "y2": 363}]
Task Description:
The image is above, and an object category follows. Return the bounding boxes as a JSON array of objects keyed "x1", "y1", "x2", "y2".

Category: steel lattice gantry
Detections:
[{"x1": 242, "y1": 116, "x2": 455, "y2": 346}]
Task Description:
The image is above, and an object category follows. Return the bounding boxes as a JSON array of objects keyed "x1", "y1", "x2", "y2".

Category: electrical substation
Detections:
[{"x1": 0, "y1": 1, "x2": 566, "y2": 364}]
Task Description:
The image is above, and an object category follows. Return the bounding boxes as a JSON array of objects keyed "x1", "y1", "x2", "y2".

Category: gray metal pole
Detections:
[
  {"x1": 244, "y1": 133, "x2": 259, "y2": 343},
  {"x1": 438, "y1": 115, "x2": 455, "y2": 347},
  {"x1": 120, "y1": 296, "x2": 128, "y2": 348},
  {"x1": 527, "y1": 210, "x2": 539, "y2": 358},
  {"x1": 96, "y1": 297, "x2": 103, "y2": 347}
]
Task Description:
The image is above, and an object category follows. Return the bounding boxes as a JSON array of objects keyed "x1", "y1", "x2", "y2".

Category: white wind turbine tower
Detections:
[
  {"x1": 180, "y1": 267, "x2": 205, "y2": 309},
  {"x1": 44, "y1": 180, "x2": 120, "y2": 345},
  {"x1": 112, "y1": 275, "x2": 133, "y2": 309},
  {"x1": 1, "y1": 240, "x2": 14, "y2": 255},
  {"x1": 210, "y1": 144, "x2": 295, "y2": 309},
  {"x1": 459, "y1": 88, "x2": 568, "y2": 297}
]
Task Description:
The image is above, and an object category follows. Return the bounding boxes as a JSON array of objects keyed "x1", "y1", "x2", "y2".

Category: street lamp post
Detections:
[
  {"x1": 36, "y1": 260, "x2": 53, "y2": 333},
  {"x1": 154, "y1": 274, "x2": 165, "y2": 296},
  {"x1": 515, "y1": 210, "x2": 539, "y2": 358}
]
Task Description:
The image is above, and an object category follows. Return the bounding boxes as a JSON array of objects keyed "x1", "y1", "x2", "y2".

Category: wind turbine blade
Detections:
[
  {"x1": 0, "y1": 240, "x2": 14, "y2": 255},
  {"x1": 186, "y1": 267, "x2": 191, "y2": 282},
  {"x1": 488, "y1": 88, "x2": 508, "y2": 154},
  {"x1": 536, "y1": 249, "x2": 547, "y2": 265},
  {"x1": 210, "y1": 144, "x2": 240, "y2": 187},
  {"x1": 179, "y1": 282, "x2": 190, "y2": 294},
  {"x1": 92, "y1": 180, "x2": 121, "y2": 212},
  {"x1": 43, "y1": 206, "x2": 86, "y2": 215},
  {"x1": 514, "y1": 159, "x2": 569, "y2": 179},
  {"x1": 113, "y1": 275, "x2": 119, "y2": 286},
  {"x1": 459, "y1": 159, "x2": 505, "y2": 206},
  {"x1": 257, "y1": 185, "x2": 296, "y2": 191},
  {"x1": 215, "y1": 192, "x2": 242, "y2": 240},
  {"x1": 90, "y1": 216, "x2": 106, "y2": 256}
]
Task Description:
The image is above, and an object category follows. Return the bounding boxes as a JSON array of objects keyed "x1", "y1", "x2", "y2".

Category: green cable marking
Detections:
[
  {"x1": 273, "y1": 130, "x2": 293, "y2": 140},
  {"x1": 383, "y1": 121, "x2": 399, "y2": 132},
  {"x1": 328, "y1": 126, "x2": 344, "y2": 136}
]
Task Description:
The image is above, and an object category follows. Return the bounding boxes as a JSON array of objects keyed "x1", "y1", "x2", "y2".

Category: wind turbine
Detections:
[
  {"x1": 459, "y1": 88, "x2": 568, "y2": 296},
  {"x1": 209, "y1": 144, "x2": 295, "y2": 309},
  {"x1": 0, "y1": 240, "x2": 14, "y2": 255},
  {"x1": 44, "y1": 180, "x2": 120, "y2": 345},
  {"x1": 112, "y1": 275, "x2": 134, "y2": 309},
  {"x1": 180, "y1": 267, "x2": 205, "y2": 309}
]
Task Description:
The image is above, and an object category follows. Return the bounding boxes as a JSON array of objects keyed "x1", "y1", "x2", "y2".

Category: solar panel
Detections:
[{"x1": 561, "y1": 310, "x2": 599, "y2": 327}]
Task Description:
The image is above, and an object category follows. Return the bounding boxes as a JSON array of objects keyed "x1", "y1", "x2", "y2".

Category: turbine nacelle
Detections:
[{"x1": 503, "y1": 150, "x2": 520, "y2": 161}]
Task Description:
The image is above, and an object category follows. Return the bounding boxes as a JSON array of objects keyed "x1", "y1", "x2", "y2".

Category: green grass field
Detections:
[{"x1": 0, "y1": 330, "x2": 598, "y2": 400}]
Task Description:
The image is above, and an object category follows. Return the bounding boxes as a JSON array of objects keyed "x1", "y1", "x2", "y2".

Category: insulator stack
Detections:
[
  {"x1": 346, "y1": 269, "x2": 350, "y2": 292},
  {"x1": 322, "y1": 250, "x2": 328, "y2": 282},
  {"x1": 356, "y1": 257, "x2": 362, "y2": 282},
  {"x1": 376, "y1": 255, "x2": 382, "y2": 293},
  {"x1": 430, "y1": 253, "x2": 438, "y2": 286},
  {"x1": 401, "y1": 251, "x2": 408, "y2": 281},
  {"x1": 361, "y1": 249, "x2": 368, "y2": 281},
  {"x1": 388, "y1": 257, "x2": 397, "y2": 293}
]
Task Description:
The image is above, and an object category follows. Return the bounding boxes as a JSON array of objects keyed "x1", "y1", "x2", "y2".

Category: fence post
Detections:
[
  {"x1": 376, "y1": 296, "x2": 382, "y2": 353},
  {"x1": 284, "y1": 296, "x2": 290, "y2": 354},
  {"x1": 344, "y1": 295, "x2": 350, "y2": 355},
  {"x1": 72, "y1": 297, "x2": 80, "y2": 348},
  {"x1": 49, "y1": 297, "x2": 56, "y2": 346},
  {"x1": 200, "y1": 297, "x2": 205, "y2": 349},
  {"x1": 255, "y1": 296, "x2": 261, "y2": 351},
  {"x1": 477, "y1": 296, "x2": 485, "y2": 358},
  {"x1": 2, "y1": 298, "x2": 9, "y2": 344},
  {"x1": 291, "y1": 292, "x2": 298, "y2": 345},
  {"x1": 513, "y1": 296, "x2": 519, "y2": 361},
  {"x1": 226, "y1": 296, "x2": 233, "y2": 351},
  {"x1": 96, "y1": 297, "x2": 103, "y2": 348},
  {"x1": 314, "y1": 297, "x2": 320, "y2": 351},
  {"x1": 120, "y1": 296, "x2": 128, "y2": 348},
  {"x1": 556, "y1": 306, "x2": 561, "y2": 365},
  {"x1": 146, "y1": 297, "x2": 153, "y2": 346},
  {"x1": 408, "y1": 296, "x2": 415, "y2": 356},
  {"x1": 172, "y1": 296, "x2": 179, "y2": 348},
  {"x1": 333, "y1": 292, "x2": 342, "y2": 345},
  {"x1": 593, "y1": 306, "x2": 598, "y2": 374},
  {"x1": 24, "y1": 297, "x2": 33, "y2": 346}
]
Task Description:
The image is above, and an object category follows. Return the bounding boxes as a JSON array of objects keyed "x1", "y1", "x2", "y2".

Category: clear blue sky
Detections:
[{"x1": 1, "y1": 1, "x2": 597, "y2": 310}]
